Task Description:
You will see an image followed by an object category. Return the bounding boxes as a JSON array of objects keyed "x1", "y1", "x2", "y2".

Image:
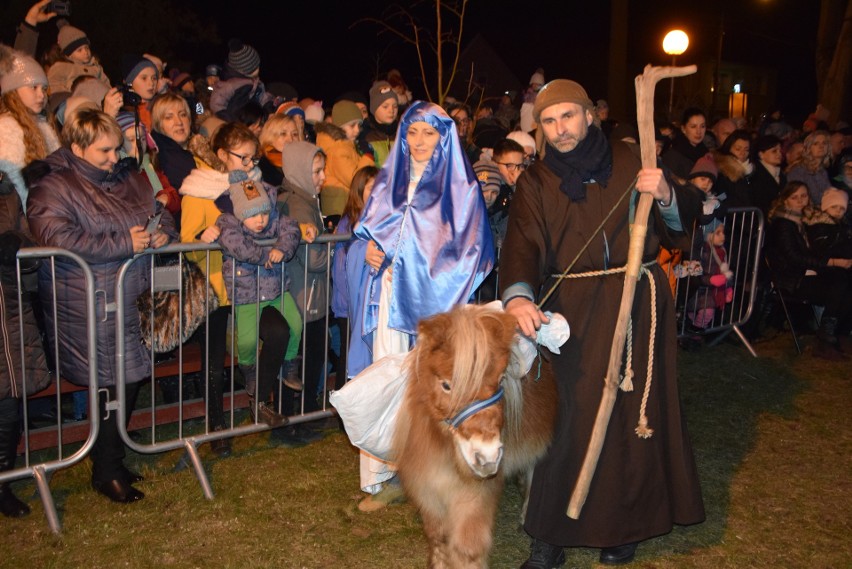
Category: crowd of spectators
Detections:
[{"x1": 1, "y1": 0, "x2": 851, "y2": 518}]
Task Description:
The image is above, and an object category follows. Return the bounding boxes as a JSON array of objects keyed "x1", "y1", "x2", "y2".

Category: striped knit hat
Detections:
[{"x1": 227, "y1": 39, "x2": 260, "y2": 77}]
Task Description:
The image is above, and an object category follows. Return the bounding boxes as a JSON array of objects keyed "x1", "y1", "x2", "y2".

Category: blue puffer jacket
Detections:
[
  {"x1": 216, "y1": 184, "x2": 301, "y2": 305},
  {"x1": 26, "y1": 148, "x2": 176, "y2": 387}
]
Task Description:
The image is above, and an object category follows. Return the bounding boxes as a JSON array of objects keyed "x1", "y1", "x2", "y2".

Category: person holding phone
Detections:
[{"x1": 27, "y1": 109, "x2": 176, "y2": 504}]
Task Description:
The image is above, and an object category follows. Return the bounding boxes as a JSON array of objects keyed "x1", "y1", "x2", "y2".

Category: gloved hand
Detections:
[
  {"x1": 709, "y1": 274, "x2": 727, "y2": 288},
  {"x1": 0, "y1": 170, "x2": 16, "y2": 196},
  {"x1": 0, "y1": 231, "x2": 23, "y2": 266}
]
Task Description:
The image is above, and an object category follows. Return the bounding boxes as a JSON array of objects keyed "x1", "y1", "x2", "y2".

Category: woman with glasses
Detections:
[{"x1": 447, "y1": 102, "x2": 480, "y2": 165}]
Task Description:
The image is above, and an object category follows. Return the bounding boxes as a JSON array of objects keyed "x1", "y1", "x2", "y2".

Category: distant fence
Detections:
[{"x1": 669, "y1": 207, "x2": 765, "y2": 356}]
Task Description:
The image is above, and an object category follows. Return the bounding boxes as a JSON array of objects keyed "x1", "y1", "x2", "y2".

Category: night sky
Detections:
[{"x1": 1, "y1": 0, "x2": 821, "y2": 121}]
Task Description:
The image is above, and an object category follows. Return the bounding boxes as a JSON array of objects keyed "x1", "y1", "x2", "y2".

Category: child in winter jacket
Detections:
[
  {"x1": 687, "y1": 220, "x2": 734, "y2": 329},
  {"x1": 214, "y1": 126, "x2": 302, "y2": 427},
  {"x1": 46, "y1": 20, "x2": 110, "y2": 94}
]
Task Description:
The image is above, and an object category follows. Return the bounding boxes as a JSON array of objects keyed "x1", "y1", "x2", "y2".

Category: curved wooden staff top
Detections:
[{"x1": 566, "y1": 63, "x2": 697, "y2": 520}]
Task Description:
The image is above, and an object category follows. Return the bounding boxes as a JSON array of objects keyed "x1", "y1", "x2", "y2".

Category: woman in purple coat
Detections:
[{"x1": 27, "y1": 110, "x2": 175, "y2": 503}]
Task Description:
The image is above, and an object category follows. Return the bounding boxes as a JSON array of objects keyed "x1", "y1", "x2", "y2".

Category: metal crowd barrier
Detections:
[
  {"x1": 113, "y1": 235, "x2": 348, "y2": 500},
  {"x1": 3, "y1": 248, "x2": 99, "y2": 534},
  {"x1": 670, "y1": 207, "x2": 765, "y2": 356}
]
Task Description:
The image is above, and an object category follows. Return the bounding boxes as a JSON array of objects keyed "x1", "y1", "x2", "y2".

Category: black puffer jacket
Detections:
[
  {"x1": 27, "y1": 148, "x2": 175, "y2": 387},
  {"x1": 0, "y1": 182, "x2": 49, "y2": 399},
  {"x1": 766, "y1": 213, "x2": 828, "y2": 293}
]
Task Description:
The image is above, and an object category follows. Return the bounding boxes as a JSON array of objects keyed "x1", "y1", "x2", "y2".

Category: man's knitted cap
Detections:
[{"x1": 532, "y1": 79, "x2": 594, "y2": 124}]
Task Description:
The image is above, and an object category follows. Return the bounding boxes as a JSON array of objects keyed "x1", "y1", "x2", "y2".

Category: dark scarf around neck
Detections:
[{"x1": 542, "y1": 125, "x2": 612, "y2": 202}]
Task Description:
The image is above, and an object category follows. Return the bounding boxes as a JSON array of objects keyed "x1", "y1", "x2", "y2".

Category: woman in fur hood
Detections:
[{"x1": 713, "y1": 129, "x2": 753, "y2": 208}]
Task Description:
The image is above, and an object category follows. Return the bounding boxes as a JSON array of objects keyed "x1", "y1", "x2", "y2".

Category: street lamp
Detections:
[{"x1": 663, "y1": 29, "x2": 689, "y2": 120}]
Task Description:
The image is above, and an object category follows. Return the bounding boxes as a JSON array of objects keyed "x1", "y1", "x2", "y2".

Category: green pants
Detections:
[{"x1": 234, "y1": 292, "x2": 302, "y2": 365}]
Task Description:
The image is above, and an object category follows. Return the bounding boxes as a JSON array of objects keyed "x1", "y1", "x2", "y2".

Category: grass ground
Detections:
[{"x1": 1, "y1": 331, "x2": 850, "y2": 568}]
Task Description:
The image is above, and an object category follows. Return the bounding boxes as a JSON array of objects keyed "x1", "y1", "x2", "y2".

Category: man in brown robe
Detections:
[{"x1": 500, "y1": 79, "x2": 705, "y2": 567}]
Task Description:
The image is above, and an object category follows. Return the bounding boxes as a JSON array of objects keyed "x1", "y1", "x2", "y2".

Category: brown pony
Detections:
[{"x1": 393, "y1": 305, "x2": 558, "y2": 569}]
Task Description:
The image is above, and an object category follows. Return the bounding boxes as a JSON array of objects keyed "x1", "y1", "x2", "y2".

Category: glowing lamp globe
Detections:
[{"x1": 663, "y1": 30, "x2": 689, "y2": 56}]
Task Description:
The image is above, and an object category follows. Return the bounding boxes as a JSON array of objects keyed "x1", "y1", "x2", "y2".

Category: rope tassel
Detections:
[{"x1": 634, "y1": 268, "x2": 657, "y2": 439}]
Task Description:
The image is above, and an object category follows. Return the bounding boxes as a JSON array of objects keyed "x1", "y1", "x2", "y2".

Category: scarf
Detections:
[
  {"x1": 542, "y1": 124, "x2": 612, "y2": 202},
  {"x1": 670, "y1": 131, "x2": 709, "y2": 166},
  {"x1": 264, "y1": 147, "x2": 283, "y2": 168}
]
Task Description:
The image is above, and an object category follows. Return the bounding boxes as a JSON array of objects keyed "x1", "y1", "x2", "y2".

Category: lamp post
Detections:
[{"x1": 663, "y1": 29, "x2": 689, "y2": 120}]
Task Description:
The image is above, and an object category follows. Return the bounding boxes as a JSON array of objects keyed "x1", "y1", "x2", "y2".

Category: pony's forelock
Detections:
[{"x1": 446, "y1": 309, "x2": 508, "y2": 414}]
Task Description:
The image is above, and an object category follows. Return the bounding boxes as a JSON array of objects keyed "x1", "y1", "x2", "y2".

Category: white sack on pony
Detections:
[{"x1": 329, "y1": 352, "x2": 409, "y2": 461}]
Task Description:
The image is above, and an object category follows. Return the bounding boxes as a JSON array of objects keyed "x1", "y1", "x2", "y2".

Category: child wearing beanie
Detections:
[
  {"x1": 315, "y1": 100, "x2": 375, "y2": 219},
  {"x1": 213, "y1": 124, "x2": 305, "y2": 427},
  {"x1": 120, "y1": 54, "x2": 159, "y2": 130},
  {"x1": 804, "y1": 187, "x2": 852, "y2": 260},
  {"x1": 209, "y1": 39, "x2": 273, "y2": 119},
  {"x1": 0, "y1": 46, "x2": 61, "y2": 208},
  {"x1": 687, "y1": 153, "x2": 728, "y2": 226},
  {"x1": 360, "y1": 81, "x2": 399, "y2": 167},
  {"x1": 46, "y1": 19, "x2": 110, "y2": 94},
  {"x1": 687, "y1": 219, "x2": 734, "y2": 330}
]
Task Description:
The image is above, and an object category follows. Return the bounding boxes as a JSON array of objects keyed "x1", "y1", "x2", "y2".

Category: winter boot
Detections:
[
  {"x1": 814, "y1": 317, "x2": 848, "y2": 361},
  {"x1": 519, "y1": 538, "x2": 566, "y2": 568},
  {"x1": 282, "y1": 359, "x2": 304, "y2": 392}
]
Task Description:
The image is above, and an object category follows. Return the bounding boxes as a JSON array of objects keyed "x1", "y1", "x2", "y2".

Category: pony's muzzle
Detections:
[{"x1": 459, "y1": 436, "x2": 504, "y2": 478}]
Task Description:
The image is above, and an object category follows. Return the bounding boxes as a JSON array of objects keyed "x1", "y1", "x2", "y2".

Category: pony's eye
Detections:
[{"x1": 441, "y1": 381, "x2": 451, "y2": 393}]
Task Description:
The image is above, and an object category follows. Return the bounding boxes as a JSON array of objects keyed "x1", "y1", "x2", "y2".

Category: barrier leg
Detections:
[
  {"x1": 33, "y1": 465, "x2": 61, "y2": 534},
  {"x1": 183, "y1": 439, "x2": 214, "y2": 500},
  {"x1": 731, "y1": 325, "x2": 758, "y2": 358}
]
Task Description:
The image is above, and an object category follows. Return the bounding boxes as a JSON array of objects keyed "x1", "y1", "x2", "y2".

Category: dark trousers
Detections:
[
  {"x1": 301, "y1": 318, "x2": 326, "y2": 413},
  {"x1": 256, "y1": 306, "x2": 290, "y2": 404},
  {"x1": 90, "y1": 381, "x2": 141, "y2": 483},
  {"x1": 197, "y1": 306, "x2": 229, "y2": 430},
  {"x1": 0, "y1": 397, "x2": 21, "y2": 477}
]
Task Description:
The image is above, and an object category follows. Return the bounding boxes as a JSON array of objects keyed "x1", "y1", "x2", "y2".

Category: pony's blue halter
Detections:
[{"x1": 444, "y1": 386, "x2": 505, "y2": 430}]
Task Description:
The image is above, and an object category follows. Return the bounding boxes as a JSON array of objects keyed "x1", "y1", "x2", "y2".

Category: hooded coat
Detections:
[
  {"x1": 277, "y1": 142, "x2": 329, "y2": 324},
  {"x1": 26, "y1": 148, "x2": 176, "y2": 387},
  {"x1": 500, "y1": 139, "x2": 705, "y2": 547},
  {"x1": 354, "y1": 101, "x2": 494, "y2": 336}
]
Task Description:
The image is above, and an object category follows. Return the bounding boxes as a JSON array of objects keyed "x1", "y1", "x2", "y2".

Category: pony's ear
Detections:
[
  {"x1": 417, "y1": 312, "x2": 450, "y2": 354},
  {"x1": 479, "y1": 311, "x2": 518, "y2": 351}
]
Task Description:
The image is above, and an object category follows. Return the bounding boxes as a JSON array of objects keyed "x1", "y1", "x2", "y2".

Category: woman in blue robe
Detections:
[{"x1": 345, "y1": 101, "x2": 494, "y2": 509}]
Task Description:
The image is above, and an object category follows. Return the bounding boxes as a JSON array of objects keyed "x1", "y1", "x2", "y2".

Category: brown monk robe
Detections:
[{"x1": 501, "y1": 126, "x2": 705, "y2": 553}]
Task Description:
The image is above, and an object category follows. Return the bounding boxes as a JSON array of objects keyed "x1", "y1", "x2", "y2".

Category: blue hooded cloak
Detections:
[{"x1": 352, "y1": 101, "x2": 494, "y2": 345}]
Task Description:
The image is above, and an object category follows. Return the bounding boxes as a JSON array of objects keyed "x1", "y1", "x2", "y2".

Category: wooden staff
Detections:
[{"x1": 566, "y1": 63, "x2": 697, "y2": 520}]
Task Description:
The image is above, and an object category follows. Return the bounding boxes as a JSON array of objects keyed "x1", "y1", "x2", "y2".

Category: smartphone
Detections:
[
  {"x1": 47, "y1": 0, "x2": 71, "y2": 17},
  {"x1": 145, "y1": 212, "x2": 162, "y2": 234}
]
